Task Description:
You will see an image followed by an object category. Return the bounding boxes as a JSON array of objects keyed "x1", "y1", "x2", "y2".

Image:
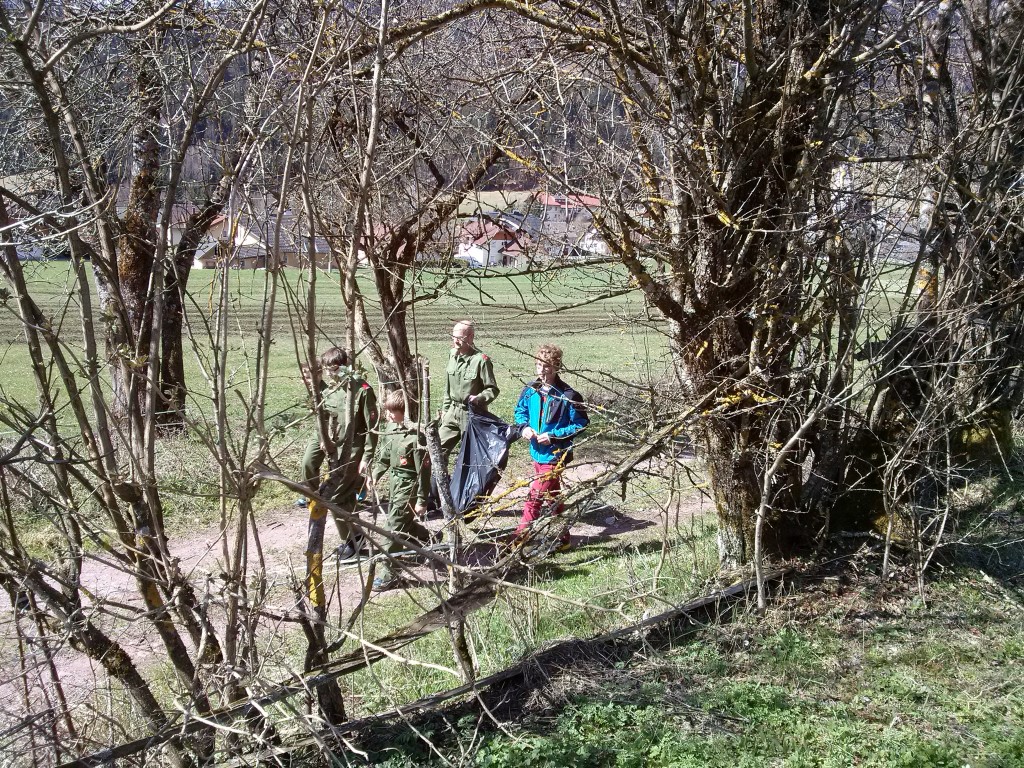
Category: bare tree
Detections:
[
  {"x1": 469, "y1": 0, "x2": 903, "y2": 566},
  {"x1": 467, "y1": 0, "x2": 1024, "y2": 577},
  {"x1": 3, "y1": 0, "x2": 1023, "y2": 763}
]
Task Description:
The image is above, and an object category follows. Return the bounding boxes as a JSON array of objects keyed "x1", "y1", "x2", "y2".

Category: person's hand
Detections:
[
  {"x1": 358, "y1": 460, "x2": 368, "y2": 475},
  {"x1": 536, "y1": 432, "x2": 552, "y2": 445},
  {"x1": 414, "y1": 502, "x2": 427, "y2": 518},
  {"x1": 521, "y1": 427, "x2": 536, "y2": 440}
]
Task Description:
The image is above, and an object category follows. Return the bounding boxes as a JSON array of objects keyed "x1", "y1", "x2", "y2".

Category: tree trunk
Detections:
[
  {"x1": 703, "y1": 427, "x2": 760, "y2": 568},
  {"x1": 113, "y1": 54, "x2": 162, "y2": 425},
  {"x1": 71, "y1": 622, "x2": 195, "y2": 768},
  {"x1": 158, "y1": 176, "x2": 235, "y2": 431}
]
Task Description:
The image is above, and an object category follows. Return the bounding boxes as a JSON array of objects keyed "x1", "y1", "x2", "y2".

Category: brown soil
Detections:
[{"x1": 0, "y1": 458, "x2": 709, "y2": 734}]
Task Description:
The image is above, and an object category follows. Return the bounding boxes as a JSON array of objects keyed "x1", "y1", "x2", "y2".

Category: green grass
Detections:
[
  {"x1": 0, "y1": 260, "x2": 669, "y2": 549},
  {"x1": 322, "y1": 465, "x2": 1024, "y2": 767},
  {"x1": 339, "y1": 520, "x2": 720, "y2": 715},
  {"x1": 353, "y1": 560, "x2": 1024, "y2": 768},
  {"x1": 0, "y1": 261, "x2": 670, "y2": 415},
  {"x1": 8, "y1": 257, "x2": 1010, "y2": 767}
]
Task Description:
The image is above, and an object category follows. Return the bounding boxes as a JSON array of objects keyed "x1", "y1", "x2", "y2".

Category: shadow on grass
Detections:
[
  {"x1": 345, "y1": 572, "x2": 773, "y2": 766},
  {"x1": 576, "y1": 501, "x2": 659, "y2": 542},
  {"x1": 939, "y1": 464, "x2": 1024, "y2": 600}
]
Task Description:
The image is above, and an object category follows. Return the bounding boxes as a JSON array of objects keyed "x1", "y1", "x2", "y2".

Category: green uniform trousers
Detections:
[
  {"x1": 437, "y1": 403, "x2": 469, "y2": 463},
  {"x1": 376, "y1": 473, "x2": 430, "y2": 582}
]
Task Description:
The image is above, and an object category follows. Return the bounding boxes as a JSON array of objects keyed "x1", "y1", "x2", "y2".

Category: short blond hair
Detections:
[
  {"x1": 453, "y1": 319, "x2": 475, "y2": 340},
  {"x1": 536, "y1": 343, "x2": 563, "y2": 369}
]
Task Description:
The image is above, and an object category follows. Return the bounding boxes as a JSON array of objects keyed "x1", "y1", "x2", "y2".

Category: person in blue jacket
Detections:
[{"x1": 513, "y1": 343, "x2": 588, "y2": 548}]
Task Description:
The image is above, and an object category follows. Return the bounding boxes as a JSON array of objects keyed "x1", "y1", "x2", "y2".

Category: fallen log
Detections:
[
  {"x1": 220, "y1": 567, "x2": 793, "y2": 766},
  {"x1": 59, "y1": 409, "x2": 714, "y2": 768}
]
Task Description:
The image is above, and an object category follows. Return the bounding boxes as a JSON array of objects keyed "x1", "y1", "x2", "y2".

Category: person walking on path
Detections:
[
  {"x1": 438, "y1": 320, "x2": 499, "y2": 464},
  {"x1": 513, "y1": 344, "x2": 588, "y2": 550},
  {"x1": 368, "y1": 390, "x2": 432, "y2": 591},
  {"x1": 302, "y1": 347, "x2": 378, "y2": 607}
]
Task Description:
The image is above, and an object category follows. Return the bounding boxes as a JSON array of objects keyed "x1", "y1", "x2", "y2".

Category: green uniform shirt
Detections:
[
  {"x1": 300, "y1": 371, "x2": 378, "y2": 493},
  {"x1": 321, "y1": 373, "x2": 378, "y2": 462},
  {"x1": 442, "y1": 347, "x2": 499, "y2": 412},
  {"x1": 372, "y1": 421, "x2": 431, "y2": 509}
]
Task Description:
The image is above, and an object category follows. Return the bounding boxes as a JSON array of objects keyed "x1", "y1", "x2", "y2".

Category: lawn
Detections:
[
  {"x1": 339, "y1": 513, "x2": 1024, "y2": 768},
  {"x1": 0, "y1": 255, "x2": 917, "y2": 549},
  {"x1": 0, "y1": 260, "x2": 671, "y2": 421},
  {"x1": 0, "y1": 259, "x2": 673, "y2": 539},
  {"x1": 7, "y1": 256, "x2": 1002, "y2": 768}
]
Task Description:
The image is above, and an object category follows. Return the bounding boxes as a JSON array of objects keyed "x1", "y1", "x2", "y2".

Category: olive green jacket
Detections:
[
  {"x1": 442, "y1": 347, "x2": 499, "y2": 412},
  {"x1": 319, "y1": 373, "x2": 378, "y2": 463},
  {"x1": 372, "y1": 421, "x2": 431, "y2": 508}
]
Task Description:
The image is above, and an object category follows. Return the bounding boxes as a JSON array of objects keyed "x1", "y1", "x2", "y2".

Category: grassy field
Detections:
[
  {"x1": 7, "y1": 257, "x2": 1002, "y2": 768},
  {"x1": 0, "y1": 256, "x2": 915, "y2": 415},
  {"x1": 334, "y1": 496, "x2": 1024, "y2": 768},
  {"x1": 0, "y1": 260, "x2": 671, "y2": 422},
  {"x1": 0, "y1": 259, "x2": 674, "y2": 539},
  {"x1": 456, "y1": 568, "x2": 1024, "y2": 768}
]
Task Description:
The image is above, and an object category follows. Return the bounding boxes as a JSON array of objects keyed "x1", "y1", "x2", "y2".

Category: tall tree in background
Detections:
[
  {"x1": 0, "y1": 1, "x2": 276, "y2": 761},
  {"x1": 291, "y1": 4, "x2": 547, "y2": 416},
  {"x1": 3, "y1": 0, "x2": 1024, "y2": 761},
  {"x1": 489, "y1": 0, "x2": 1024, "y2": 571},
  {"x1": 0, "y1": 0, "x2": 270, "y2": 430},
  {"x1": 865, "y1": 0, "x2": 1024, "y2": 575},
  {"x1": 487, "y1": 0, "x2": 898, "y2": 566}
]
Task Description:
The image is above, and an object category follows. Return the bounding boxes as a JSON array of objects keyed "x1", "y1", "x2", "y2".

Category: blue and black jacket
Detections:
[{"x1": 513, "y1": 377, "x2": 588, "y2": 464}]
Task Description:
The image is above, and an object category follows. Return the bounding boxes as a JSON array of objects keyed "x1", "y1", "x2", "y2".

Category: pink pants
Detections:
[{"x1": 516, "y1": 462, "x2": 569, "y2": 541}]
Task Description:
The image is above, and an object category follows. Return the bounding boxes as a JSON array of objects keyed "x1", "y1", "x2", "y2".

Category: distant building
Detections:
[
  {"x1": 452, "y1": 189, "x2": 609, "y2": 267},
  {"x1": 2, "y1": 173, "x2": 612, "y2": 269},
  {"x1": 535, "y1": 191, "x2": 602, "y2": 214},
  {"x1": 455, "y1": 215, "x2": 530, "y2": 267},
  {"x1": 193, "y1": 212, "x2": 333, "y2": 270}
]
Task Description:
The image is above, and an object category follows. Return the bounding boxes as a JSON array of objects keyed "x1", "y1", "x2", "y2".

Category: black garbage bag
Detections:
[{"x1": 450, "y1": 411, "x2": 519, "y2": 515}]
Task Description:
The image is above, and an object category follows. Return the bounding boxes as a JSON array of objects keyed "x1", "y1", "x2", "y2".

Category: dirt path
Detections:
[{"x1": 0, "y1": 459, "x2": 708, "y2": 735}]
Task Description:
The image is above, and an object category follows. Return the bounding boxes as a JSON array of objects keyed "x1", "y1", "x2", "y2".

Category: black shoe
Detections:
[
  {"x1": 336, "y1": 540, "x2": 363, "y2": 561},
  {"x1": 420, "y1": 493, "x2": 445, "y2": 520},
  {"x1": 294, "y1": 496, "x2": 308, "y2": 508}
]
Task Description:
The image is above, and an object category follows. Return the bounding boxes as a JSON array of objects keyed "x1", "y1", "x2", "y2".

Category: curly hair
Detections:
[{"x1": 536, "y1": 343, "x2": 563, "y2": 368}]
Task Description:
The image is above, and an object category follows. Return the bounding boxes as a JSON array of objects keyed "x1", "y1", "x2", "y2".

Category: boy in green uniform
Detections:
[
  {"x1": 438, "y1": 320, "x2": 500, "y2": 464},
  {"x1": 368, "y1": 390, "x2": 432, "y2": 591},
  {"x1": 302, "y1": 347, "x2": 378, "y2": 560}
]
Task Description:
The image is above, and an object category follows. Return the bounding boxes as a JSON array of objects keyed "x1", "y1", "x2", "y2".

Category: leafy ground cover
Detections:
[
  {"x1": 12, "y1": 461, "x2": 1020, "y2": 767},
  {"x1": 332, "y1": 490, "x2": 1024, "y2": 767},
  {"x1": 344, "y1": 563, "x2": 1022, "y2": 767}
]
